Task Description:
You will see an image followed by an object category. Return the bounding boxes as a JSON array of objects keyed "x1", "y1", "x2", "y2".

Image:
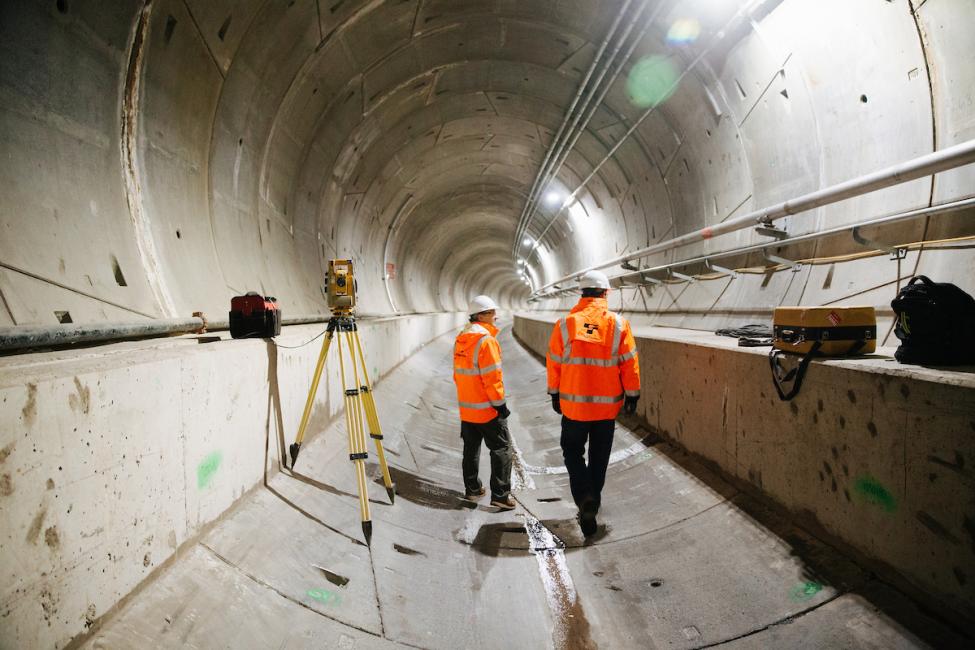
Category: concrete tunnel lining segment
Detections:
[{"x1": 1, "y1": 0, "x2": 974, "y2": 647}]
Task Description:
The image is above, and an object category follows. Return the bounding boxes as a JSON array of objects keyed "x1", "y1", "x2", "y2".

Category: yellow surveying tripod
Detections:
[{"x1": 288, "y1": 260, "x2": 395, "y2": 545}]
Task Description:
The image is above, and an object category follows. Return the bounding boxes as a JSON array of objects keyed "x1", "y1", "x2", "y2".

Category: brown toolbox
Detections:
[
  {"x1": 772, "y1": 306, "x2": 876, "y2": 356},
  {"x1": 769, "y1": 306, "x2": 876, "y2": 402}
]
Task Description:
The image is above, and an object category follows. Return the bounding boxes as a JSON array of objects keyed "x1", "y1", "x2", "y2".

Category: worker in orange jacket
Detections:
[
  {"x1": 453, "y1": 295, "x2": 515, "y2": 510},
  {"x1": 547, "y1": 270, "x2": 640, "y2": 536}
]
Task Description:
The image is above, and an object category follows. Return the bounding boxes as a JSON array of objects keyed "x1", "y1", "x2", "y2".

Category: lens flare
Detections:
[
  {"x1": 625, "y1": 55, "x2": 679, "y2": 109},
  {"x1": 666, "y1": 18, "x2": 701, "y2": 45}
]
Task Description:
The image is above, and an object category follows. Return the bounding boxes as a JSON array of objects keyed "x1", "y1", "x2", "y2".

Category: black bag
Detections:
[{"x1": 891, "y1": 275, "x2": 975, "y2": 366}]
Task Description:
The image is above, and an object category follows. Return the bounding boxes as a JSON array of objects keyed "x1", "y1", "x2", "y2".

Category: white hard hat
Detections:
[
  {"x1": 468, "y1": 295, "x2": 499, "y2": 316},
  {"x1": 578, "y1": 270, "x2": 610, "y2": 290}
]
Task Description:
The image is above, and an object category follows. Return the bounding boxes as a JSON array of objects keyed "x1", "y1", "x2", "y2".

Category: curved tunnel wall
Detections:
[
  {"x1": 2, "y1": 0, "x2": 972, "y2": 330},
  {"x1": 1, "y1": 2, "x2": 974, "y2": 647}
]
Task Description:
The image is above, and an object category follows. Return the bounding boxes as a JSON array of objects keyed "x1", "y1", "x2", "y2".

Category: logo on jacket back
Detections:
[{"x1": 583, "y1": 322, "x2": 599, "y2": 335}]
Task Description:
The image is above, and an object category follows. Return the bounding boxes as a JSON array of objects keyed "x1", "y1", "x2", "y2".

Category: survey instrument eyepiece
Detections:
[{"x1": 326, "y1": 259, "x2": 356, "y2": 314}]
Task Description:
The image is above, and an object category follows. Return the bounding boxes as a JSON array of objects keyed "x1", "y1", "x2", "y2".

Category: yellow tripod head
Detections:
[{"x1": 326, "y1": 259, "x2": 356, "y2": 315}]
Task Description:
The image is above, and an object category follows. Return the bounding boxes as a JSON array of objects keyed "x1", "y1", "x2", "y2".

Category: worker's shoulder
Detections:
[
  {"x1": 458, "y1": 323, "x2": 491, "y2": 335},
  {"x1": 607, "y1": 309, "x2": 631, "y2": 326},
  {"x1": 470, "y1": 323, "x2": 497, "y2": 340}
]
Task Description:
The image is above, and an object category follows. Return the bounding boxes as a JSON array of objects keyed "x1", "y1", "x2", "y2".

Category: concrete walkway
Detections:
[{"x1": 82, "y1": 323, "x2": 965, "y2": 649}]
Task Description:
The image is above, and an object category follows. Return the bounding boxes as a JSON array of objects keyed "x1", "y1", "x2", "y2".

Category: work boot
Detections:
[
  {"x1": 578, "y1": 498, "x2": 598, "y2": 537},
  {"x1": 464, "y1": 486, "x2": 486, "y2": 500},
  {"x1": 490, "y1": 494, "x2": 516, "y2": 510}
]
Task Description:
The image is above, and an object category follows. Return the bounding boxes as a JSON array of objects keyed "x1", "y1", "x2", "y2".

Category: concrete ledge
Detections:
[
  {"x1": 0, "y1": 312, "x2": 465, "y2": 649},
  {"x1": 515, "y1": 312, "x2": 975, "y2": 625}
]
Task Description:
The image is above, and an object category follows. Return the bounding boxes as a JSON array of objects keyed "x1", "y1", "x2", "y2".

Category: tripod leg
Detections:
[
  {"x1": 338, "y1": 329, "x2": 372, "y2": 545},
  {"x1": 352, "y1": 329, "x2": 395, "y2": 504},
  {"x1": 289, "y1": 327, "x2": 334, "y2": 468}
]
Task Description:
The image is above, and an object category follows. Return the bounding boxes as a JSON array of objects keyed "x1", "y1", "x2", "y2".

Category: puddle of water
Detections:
[
  {"x1": 381, "y1": 466, "x2": 467, "y2": 510},
  {"x1": 522, "y1": 514, "x2": 597, "y2": 650}
]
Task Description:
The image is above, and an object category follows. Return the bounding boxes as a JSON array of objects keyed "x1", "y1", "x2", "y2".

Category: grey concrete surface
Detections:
[
  {"x1": 75, "y1": 324, "x2": 968, "y2": 649},
  {"x1": 516, "y1": 312, "x2": 975, "y2": 630},
  {"x1": 0, "y1": 313, "x2": 465, "y2": 650}
]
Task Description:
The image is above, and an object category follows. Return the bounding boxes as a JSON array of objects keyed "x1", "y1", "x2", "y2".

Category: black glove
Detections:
[
  {"x1": 623, "y1": 395, "x2": 639, "y2": 415},
  {"x1": 551, "y1": 393, "x2": 562, "y2": 414},
  {"x1": 496, "y1": 403, "x2": 510, "y2": 419}
]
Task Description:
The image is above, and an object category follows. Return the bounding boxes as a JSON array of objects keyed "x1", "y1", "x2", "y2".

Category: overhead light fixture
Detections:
[
  {"x1": 522, "y1": 237, "x2": 533, "y2": 247},
  {"x1": 544, "y1": 190, "x2": 563, "y2": 206}
]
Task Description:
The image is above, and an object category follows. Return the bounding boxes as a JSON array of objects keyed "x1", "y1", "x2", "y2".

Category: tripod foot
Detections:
[
  {"x1": 386, "y1": 483, "x2": 396, "y2": 505},
  {"x1": 362, "y1": 520, "x2": 373, "y2": 546},
  {"x1": 289, "y1": 442, "x2": 301, "y2": 468}
]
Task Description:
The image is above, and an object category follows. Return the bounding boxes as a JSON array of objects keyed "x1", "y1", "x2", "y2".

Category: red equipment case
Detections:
[{"x1": 229, "y1": 292, "x2": 281, "y2": 338}]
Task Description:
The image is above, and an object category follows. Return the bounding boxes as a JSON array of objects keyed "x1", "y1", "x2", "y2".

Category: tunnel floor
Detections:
[{"x1": 82, "y1": 324, "x2": 964, "y2": 649}]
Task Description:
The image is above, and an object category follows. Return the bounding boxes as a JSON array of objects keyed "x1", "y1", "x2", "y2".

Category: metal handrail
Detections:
[
  {"x1": 531, "y1": 138, "x2": 975, "y2": 297},
  {"x1": 528, "y1": 196, "x2": 975, "y2": 300}
]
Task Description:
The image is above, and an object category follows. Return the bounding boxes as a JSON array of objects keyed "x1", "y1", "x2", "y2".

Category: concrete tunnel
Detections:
[{"x1": 1, "y1": 0, "x2": 974, "y2": 647}]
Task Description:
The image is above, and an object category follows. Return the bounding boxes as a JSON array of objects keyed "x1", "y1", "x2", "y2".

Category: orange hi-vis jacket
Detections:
[
  {"x1": 453, "y1": 322, "x2": 505, "y2": 423},
  {"x1": 547, "y1": 297, "x2": 640, "y2": 421}
]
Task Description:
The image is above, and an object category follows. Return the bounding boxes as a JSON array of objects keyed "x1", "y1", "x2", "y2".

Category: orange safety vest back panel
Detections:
[
  {"x1": 546, "y1": 298, "x2": 640, "y2": 421},
  {"x1": 453, "y1": 322, "x2": 505, "y2": 423}
]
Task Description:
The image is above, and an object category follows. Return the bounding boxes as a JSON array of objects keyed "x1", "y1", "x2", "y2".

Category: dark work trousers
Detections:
[
  {"x1": 560, "y1": 416, "x2": 615, "y2": 511},
  {"x1": 461, "y1": 417, "x2": 513, "y2": 499}
]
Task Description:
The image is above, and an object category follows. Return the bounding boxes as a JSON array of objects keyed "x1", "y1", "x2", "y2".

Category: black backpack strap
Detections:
[
  {"x1": 768, "y1": 338, "x2": 866, "y2": 401},
  {"x1": 769, "y1": 341, "x2": 822, "y2": 401}
]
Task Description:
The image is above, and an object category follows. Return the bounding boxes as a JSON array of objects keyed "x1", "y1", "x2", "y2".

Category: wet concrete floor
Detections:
[{"x1": 83, "y1": 324, "x2": 967, "y2": 649}]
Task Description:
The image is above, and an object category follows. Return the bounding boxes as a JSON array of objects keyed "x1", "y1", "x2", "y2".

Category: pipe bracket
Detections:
[
  {"x1": 852, "y1": 226, "x2": 907, "y2": 260},
  {"x1": 764, "y1": 249, "x2": 802, "y2": 272}
]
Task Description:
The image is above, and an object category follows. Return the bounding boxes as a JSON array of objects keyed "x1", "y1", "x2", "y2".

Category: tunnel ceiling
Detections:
[
  {"x1": 201, "y1": 0, "x2": 719, "y2": 313},
  {"x1": 1, "y1": 0, "x2": 971, "y2": 325}
]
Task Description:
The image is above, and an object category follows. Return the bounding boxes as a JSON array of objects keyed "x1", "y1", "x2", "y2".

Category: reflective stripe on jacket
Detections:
[
  {"x1": 453, "y1": 322, "x2": 505, "y2": 423},
  {"x1": 546, "y1": 297, "x2": 640, "y2": 421}
]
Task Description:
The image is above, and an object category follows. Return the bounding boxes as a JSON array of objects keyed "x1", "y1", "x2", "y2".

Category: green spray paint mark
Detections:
[
  {"x1": 853, "y1": 476, "x2": 897, "y2": 512},
  {"x1": 196, "y1": 452, "x2": 223, "y2": 489},
  {"x1": 307, "y1": 588, "x2": 341, "y2": 606},
  {"x1": 789, "y1": 581, "x2": 822, "y2": 601}
]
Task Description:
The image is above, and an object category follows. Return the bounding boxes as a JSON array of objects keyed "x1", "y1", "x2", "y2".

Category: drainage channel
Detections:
[
  {"x1": 509, "y1": 417, "x2": 596, "y2": 648},
  {"x1": 522, "y1": 513, "x2": 597, "y2": 650},
  {"x1": 508, "y1": 428, "x2": 536, "y2": 490}
]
